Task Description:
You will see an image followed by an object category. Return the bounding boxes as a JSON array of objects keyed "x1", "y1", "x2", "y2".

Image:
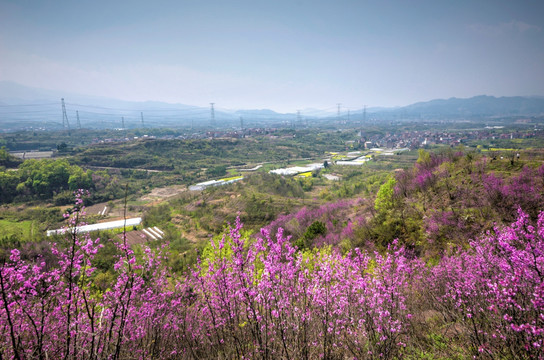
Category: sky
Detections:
[{"x1": 1, "y1": 0, "x2": 543, "y2": 113}]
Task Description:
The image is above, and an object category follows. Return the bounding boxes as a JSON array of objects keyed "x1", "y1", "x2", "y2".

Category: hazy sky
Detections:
[{"x1": 1, "y1": 0, "x2": 543, "y2": 112}]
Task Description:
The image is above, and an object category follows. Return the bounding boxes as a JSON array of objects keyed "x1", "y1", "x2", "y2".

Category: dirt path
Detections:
[{"x1": 86, "y1": 165, "x2": 166, "y2": 173}]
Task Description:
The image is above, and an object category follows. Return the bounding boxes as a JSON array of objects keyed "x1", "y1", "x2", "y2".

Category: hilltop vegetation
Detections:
[
  {"x1": 358, "y1": 149, "x2": 544, "y2": 253},
  {"x1": 0, "y1": 189, "x2": 542, "y2": 358},
  {"x1": 0, "y1": 157, "x2": 130, "y2": 205}
]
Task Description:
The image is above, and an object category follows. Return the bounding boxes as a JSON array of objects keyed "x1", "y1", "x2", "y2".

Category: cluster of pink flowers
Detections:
[
  {"x1": 263, "y1": 199, "x2": 363, "y2": 247},
  {"x1": 482, "y1": 165, "x2": 544, "y2": 221},
  {"x1": 0, "y1": 190, "x2": 543, "y2": 358},
  {"x1": 178, "y1": 218, "x2": 420, "y2": 358},
  {"x1": 394, "y1": 150, "x2": 544, "y2": 247},
  {"x1": 0, "y1": 193, "x2": 418, "y2": 359},
  {"x1": 430, "y1": 209, "x2": 544, "y2": 358}
]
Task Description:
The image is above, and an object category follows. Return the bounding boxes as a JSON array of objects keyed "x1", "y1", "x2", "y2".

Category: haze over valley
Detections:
[{"x1": 2, "y1": 81, "x2": 544, "y2": 131}]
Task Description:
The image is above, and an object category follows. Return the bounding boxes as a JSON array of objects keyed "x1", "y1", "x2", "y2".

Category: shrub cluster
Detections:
[{"x1": 0, "y1": 192, "x2": 542, "y2": 359}]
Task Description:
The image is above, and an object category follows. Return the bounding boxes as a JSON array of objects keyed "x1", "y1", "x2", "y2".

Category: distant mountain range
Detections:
[
  {"x1": 1, "y1": 81, "x2": 543, "y2": 130},
  {"x1": 400, "y1": 95, "x2": 544, "y2": 118}
]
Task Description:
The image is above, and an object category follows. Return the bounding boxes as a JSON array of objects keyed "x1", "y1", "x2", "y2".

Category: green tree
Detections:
[
  {"x1": 295, "y1": 221, "x2": 327, "y2": 250},
  {"x1": 374, "y1": 177, "x2": 396, "y2": 213},
  {"x1": 416, "y1": 149, "x2": 431, "y2": 167},
  {"x1": 57, "y1": 142, "x2": 68, "y2": 152},
  {"x1": 0, "y1": 171, "x2": 19, "y2": 203},
  {"x1": 15, "y1": 159, "x2": 90, "y2": 199},
  {"x1": 206, "y1": 165, "x2": 227, "y2": 178},
  {"x1": 68, "y1": 167, "x2": 93, "y2": 191},
  {"x1": 0, "y1": 147, "x2": 21, "y2": 168}
]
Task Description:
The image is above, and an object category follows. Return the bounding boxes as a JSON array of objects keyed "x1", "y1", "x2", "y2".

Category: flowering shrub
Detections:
[
  {"x1": 483, "y1": 165, "x2": 544, "y2": 221},
  {"x1": 0, "y1": 193, "x2": 419, "y2": 359},
  {"x1": 391, "y1": 151, "x2": 544, "y2": 251},
  {"x1": 0, "y1": 190, "x2": 542, "y2": 359},
  {"x1": 263, "y1": 199, "x2": 362, "y2": 248},
  {"x1": 180, "y1": 218, "x2": 420, "y2": 359},
  {"x1": 0, "y1": 191, "x2": 174, "y2": 359},
  {"x1": 430, "y1": 209, "x2": 544, "y2": 358}
]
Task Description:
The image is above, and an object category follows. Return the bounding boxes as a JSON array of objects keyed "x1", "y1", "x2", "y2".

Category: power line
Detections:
[
  {"x1": 0, "y1": 109, "x2": 59, "y2": 114},
  {"x1": 2, "y1": 101, "x2": 345, "y2": 117},
  {"x1": 65, "y1": 103, "x2": 203, "y2": 112},
  {"x1": 1, "y1": 100, "x2": 358, "y2": 129},
  {"x1": 0, "y1": 102, "x2": 58, "y2": 107}
]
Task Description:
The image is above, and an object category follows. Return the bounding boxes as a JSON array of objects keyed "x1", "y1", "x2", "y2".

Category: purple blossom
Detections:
[{"x1": 0, "y1": 191, "x2": 542, "y2": 358}]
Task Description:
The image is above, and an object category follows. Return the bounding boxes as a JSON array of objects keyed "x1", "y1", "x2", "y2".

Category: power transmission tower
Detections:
[
  {"x1": 141, "y1": 112, "x2": 144, "y2": 127},
  {"x1": 61, "y1": 98, "x2": 71, "y2": 130},
  {"x1": 363, "y1": 105, "x2": 367, "y2": 123},
  {"x1": 122, "y1": 116, "x2": 127, "y2": 138},
  {"x1": 240, "y1": 116, "x2": 244, "y2": 131},
  {"x1": 337, "y1": 103, "x2": 341, "y2": 122},
  {"x1": 76, "y1": 110, "x2": 81, "y2": 129},
  {"x1": 210, "y1": 103, "x2": 215, "y2": 128},
  {"x1": 297, "y1": 110, "x2": 302, "y2": 128}
]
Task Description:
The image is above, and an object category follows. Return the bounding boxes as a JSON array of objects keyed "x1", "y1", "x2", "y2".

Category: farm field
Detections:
[{"x1": 0, "y1": 218, "x2": 35, "y2": 238}]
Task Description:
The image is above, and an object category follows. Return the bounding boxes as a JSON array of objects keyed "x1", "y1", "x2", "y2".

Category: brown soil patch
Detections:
[
  {"x1": 84, "y1": 202, "x2": 139, "y2": 219},
  {"x1": 85, "y1": 203, "x2": 111, "y2": 216},
  {"x1": 140, "y1": 185, "x2": 187, "y2": 202}
]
